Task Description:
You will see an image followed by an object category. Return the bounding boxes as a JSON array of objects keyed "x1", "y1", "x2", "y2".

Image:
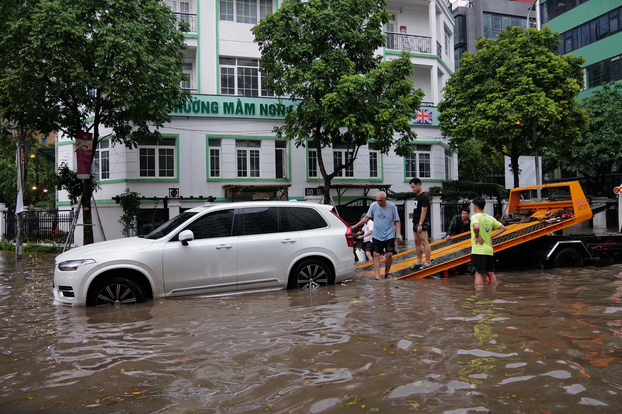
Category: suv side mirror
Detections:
[{"x1": 179, "y1": 230, "x2": 194, "y2": 246}]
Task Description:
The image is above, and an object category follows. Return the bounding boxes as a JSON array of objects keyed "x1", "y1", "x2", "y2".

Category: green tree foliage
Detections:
[
  {"x1": 0, "y1": 125, "x2": 19, "y2": 207},
  {"x1": 117, "y1": 189, "x2": 142, "y2": 237},
  {"x1": 253, "y1": 0, "x2": 423, "y2": 203},
  {"x1": 0, "y1": 0, "x2": 190, "y2": 244},
  {"x1": 56, "y1": 163, "x2": 99, "y2": 205},
  {"x1": 544, "y1": 82, "x2": 622, "y2": 196},
  {"x1": 439, "y1": 26, "x2": 587, "y2": 188},
  {"x1": 0, "y1": 123, "x2": 41, "y2": 208},
  {"x1": 455, "y1": 139, "x2": 505, "y2": 184}
]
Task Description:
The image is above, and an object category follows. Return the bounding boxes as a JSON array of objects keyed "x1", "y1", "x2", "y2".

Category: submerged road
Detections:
[{"x1": 0, "y1": 251, "x2": 621, "y2": 413}]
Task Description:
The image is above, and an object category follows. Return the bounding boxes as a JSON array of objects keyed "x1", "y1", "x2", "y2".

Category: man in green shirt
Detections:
[{"x1": 470, "y1": 197, "x2": 506, "y2": 286}]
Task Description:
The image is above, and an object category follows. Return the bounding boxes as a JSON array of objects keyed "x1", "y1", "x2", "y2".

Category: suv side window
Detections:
[
  {"x1": 184, "y1": 209, "x2": 235, "y2": 239},
  {"x1": 239, "y1": 207, "x2": 280, "y2": 235},
  {"x1": 283, "y1": 207, "x2": 328, "y2": 231}
]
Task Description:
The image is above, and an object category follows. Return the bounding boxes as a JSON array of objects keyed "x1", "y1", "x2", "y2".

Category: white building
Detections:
[{"x1": 57, "y1": 0, "x2": 457, "y2": 245}]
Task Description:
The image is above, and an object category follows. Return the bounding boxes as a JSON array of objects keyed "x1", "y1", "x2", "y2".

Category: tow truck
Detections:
[{"x1": 356, "y1": 181, "x2": 622, "y2": 279}]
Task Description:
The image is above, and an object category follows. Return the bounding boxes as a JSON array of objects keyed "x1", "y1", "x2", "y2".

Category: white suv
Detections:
[{"x1": 53, "y1": 201, "x2": 356, "y2": 306}]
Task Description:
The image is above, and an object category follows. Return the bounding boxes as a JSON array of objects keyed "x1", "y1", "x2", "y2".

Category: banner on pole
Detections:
[{"x1": 76, "y1": 131, "x2": 93, "y2": 180}]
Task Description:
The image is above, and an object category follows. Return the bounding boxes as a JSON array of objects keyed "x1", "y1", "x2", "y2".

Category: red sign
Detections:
[{"x1": 76, "y1": 131, "x2": 93, "y2": 180}]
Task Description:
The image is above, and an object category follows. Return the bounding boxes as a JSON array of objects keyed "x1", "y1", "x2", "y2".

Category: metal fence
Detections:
[{"x1": 4, "y1": 210, "x2": 74, "y2": 244}]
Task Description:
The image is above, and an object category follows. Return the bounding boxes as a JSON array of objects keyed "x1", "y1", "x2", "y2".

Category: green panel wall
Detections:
[{"x1": 544, "y1": 0, "x2": 622, "y2": 33}]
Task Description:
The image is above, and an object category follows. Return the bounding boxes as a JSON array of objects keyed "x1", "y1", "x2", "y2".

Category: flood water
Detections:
[{"x1": 1, "y1": 251, "x2": 621, "y2": 413}]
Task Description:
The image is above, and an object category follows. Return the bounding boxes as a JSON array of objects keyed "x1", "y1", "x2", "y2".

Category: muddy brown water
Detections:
[{"x1": 0, "y1": 251, "x2": 621, "y2": 413}]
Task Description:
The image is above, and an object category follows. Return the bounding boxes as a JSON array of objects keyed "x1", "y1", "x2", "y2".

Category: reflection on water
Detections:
[{"x1": 0, "y1": 251, "x2": 621, "y2": 413}]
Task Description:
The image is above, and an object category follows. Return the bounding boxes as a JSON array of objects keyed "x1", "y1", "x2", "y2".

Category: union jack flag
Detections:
[{"x1": 414, "y1": 108, "x2": 433, "y2": 124}]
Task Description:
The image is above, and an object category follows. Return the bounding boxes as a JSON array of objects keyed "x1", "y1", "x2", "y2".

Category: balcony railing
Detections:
[
  {"x1": 386, "y1": 33, "x2": 431, "y2": 54},
  {"x1": 436, "y1": 41, "x2": 442, "y2": 57},
  {"x1": 174, "y1": 12, "x2": 197, "y2": 34}
]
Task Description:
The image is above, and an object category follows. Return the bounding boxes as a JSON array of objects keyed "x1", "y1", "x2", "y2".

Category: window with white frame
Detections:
[
  {"x1": 369, "y1": 143, "x2": 380, "y2": 178},
  {"x1": 333, "y1": 146, "x2": 354, "y2": 178},
  {"x1": 139, "y1": 137, "x2": 176, "y2": 178},
  {"x1": 308, "y1": 145, "x2": 318, "y2": 178},
  {"x1": 444, "y1": 27, "x2": 451, "y2": 55},
  {"x1": 92, "y1": 139, "x2": 110, "y2": 181},
  {"x1": 209, "y1": 138, "x2": 221, "y2": 178},
  {"x1": 444, "y1": 149, "x2": 452, "y2": 180},
  {"x1": 405, "y1": 144, "x2": 431, "y2": 179},
  {"x1": 275, "y1": 140, "x2": 288, "y2": 179},
  {"x1": 219, "y1": 0, "x2": 273, "y2": 24},
  {"x1": 236, "y1": 140, "x2": 261, "y2": 178},
  {"x1": 181, "y1": 63, "x2": 194, "y2": 92},
  {"x1": 168, "y1": 1, "x2": 195, "y2": 32},
  {"x1": 220, "y1": 58, "x2": 273, "y2": 97}
]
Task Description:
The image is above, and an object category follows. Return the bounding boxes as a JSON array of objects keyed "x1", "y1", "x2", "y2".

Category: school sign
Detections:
[
  {"x1": 171, "y1": 95, "x2": 439, "y2": 126},
  {"x1": 171, "y1": 95, "x2": 294, "y2": 120}
]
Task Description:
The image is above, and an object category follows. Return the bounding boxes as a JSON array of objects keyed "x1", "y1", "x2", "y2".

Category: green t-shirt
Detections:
[{"x1": 470, "y1": 213, "x2": 502, "y2": 256}]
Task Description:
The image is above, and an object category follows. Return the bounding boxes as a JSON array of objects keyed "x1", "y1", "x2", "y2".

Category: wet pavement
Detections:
[{"x1": 1, "y1": 250, "x2": 621, "y2": 413}]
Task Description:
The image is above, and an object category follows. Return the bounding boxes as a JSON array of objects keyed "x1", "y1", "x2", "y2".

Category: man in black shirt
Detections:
[
  {"x1": 409, "y1": 178, "x2": 431, "y2": 270},
  {"x1": 445, "y1": 206, "x2": 471, "y2": 241}
]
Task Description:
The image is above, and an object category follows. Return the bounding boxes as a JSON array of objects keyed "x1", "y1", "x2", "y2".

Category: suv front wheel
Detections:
[
  {"x1": 289, "y1": 259, "x2": 333, "y2": 290},
  {"x1": 87, "y1": 277, "x2": 145, "y2": 306}
]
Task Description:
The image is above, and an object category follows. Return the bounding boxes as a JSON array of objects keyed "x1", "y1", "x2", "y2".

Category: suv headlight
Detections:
[{"x1": 58, "y1": 259, "x2": 96, "y2": 271}]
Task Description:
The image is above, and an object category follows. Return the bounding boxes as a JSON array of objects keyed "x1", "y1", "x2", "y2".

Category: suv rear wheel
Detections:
[{"x1": 289, "y1": 259, "x2": 333, "y2": 290}]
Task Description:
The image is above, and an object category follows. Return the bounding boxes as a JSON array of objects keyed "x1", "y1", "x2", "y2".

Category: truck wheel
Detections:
[{"x1": 553, "y1": 247, "x2": 584, "y2": 268}]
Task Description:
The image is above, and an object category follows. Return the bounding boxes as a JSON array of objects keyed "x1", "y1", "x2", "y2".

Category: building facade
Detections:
[
  {"x1": 56, "y1": 0, "x2": 457, "y2": 245},
  {"x1": 453, "y1": 0, "x2": 538, "y2": 70},
  {"x1": 540, "y1": 0, "x2": 622, "y2": 99}
]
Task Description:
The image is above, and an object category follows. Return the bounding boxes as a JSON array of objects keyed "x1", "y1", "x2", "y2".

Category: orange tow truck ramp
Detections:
[{"x1": 356, "y1": 181, "x2": 593, "y2": 279}]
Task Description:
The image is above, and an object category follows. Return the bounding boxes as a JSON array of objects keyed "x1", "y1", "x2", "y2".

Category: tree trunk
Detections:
[
  {"x1": 322, "y1": 180, "x2": 331, "y2": 205},
  {"x1": 82, "y1": 178, "x2": 94, "y2": 245},
  {"x1": 511, "y1": 154, "x2": 520, "y2": 188}
]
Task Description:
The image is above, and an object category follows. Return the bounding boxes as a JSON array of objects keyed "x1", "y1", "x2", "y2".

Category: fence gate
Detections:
[{"x1": 4, "y1": 210, "x2": 74, "y2": 244}]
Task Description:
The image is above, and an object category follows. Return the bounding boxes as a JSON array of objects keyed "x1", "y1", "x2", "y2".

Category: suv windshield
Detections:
[{"x1": 143, "y1": 212, "x2": 198, "y2": 240}]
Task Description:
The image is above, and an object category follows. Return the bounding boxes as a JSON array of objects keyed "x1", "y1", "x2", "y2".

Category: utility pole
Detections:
[{"x1": 15, "y1": 127, "x2": 24, "y2": 260}]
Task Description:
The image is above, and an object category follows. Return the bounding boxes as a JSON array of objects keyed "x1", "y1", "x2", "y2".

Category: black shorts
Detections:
[
  {"x1": 471, "y1": 254, "x2": 495, "y2": 274},
  {"x1": 414, "y1": 223, "x2": 430, "y2": 233},
  {"x1": 372, "y1": 238, "x2": 396, "y2": 255},
  {"x1": 362, "y1": 241, "x2": 373, "y2": 253}
]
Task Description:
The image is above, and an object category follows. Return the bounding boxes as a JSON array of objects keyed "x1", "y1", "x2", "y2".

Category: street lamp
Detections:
[{"x1": 526, "y1": 0, "x2": 541, "y2": 29}]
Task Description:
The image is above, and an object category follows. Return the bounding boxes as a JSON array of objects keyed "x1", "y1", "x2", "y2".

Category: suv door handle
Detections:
[
  {"x1": 216, "y1": 244, "x2": 232, "y2": 249},
  {"x1": 281, "y1": 239, "x2": 297, "y2": 244}
]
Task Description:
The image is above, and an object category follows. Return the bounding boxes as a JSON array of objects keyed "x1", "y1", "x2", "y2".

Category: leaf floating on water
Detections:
[
  {"x1": 120, "y1": 369, "x2": 126, "y2": 372},
  {"x1": 350, "y1": 300, "x2": 360, "y2": 304},
  {"x1": 322, "y1": 368, "x2": 337, "y2": 371},
  {"x1": 411, "y1": 403, "x2": 420, "y2": 407},
  {"x1": 357, "y1": 337, "x2": 365, "y2": 341},
  {"x1": 85, "y1": 404, "x2": 100, "y2": 408},
  {"x1": 132, "y1": 391, "x2": 141, "y2": 395},
  {"x1": 27, "y1": 395, "x2": 35, "y2": 400}
]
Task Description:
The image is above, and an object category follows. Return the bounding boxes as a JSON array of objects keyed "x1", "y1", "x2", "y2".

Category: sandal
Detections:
[
  {"x1": 411, "y1": 263, "x2": 422, "y2": 271},
  {"x1": 385, "y1": 274, "x2": 392, "y2": 279},
  {"x1": 420, "y1": 263, "x2": 431, "y2": 270}
]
